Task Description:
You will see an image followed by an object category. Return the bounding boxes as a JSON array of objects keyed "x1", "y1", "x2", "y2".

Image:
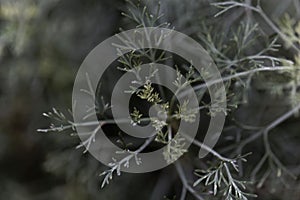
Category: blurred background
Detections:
[
  {"x1": 0, "y1": 0, "x2": 299, "y2": 199},
  {"x1": 0, "y1": 0, "x2": 123, "y2": 199}
]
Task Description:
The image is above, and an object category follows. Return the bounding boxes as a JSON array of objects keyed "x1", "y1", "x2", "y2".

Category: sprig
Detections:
[
  {"x1": 174, "y1": 100, "x2": 198, "y2": 123},
  {"x1": 193, "y1": 155, "x2": 257, "y2": 200},
  {"x1": 137, "y1": 81, "x2": 162, "y2": 104}
]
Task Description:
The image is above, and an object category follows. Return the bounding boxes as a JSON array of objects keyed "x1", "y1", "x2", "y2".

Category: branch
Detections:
[
  {"x1": 175, "y1": 162, "x2": 204, "y2": 200},
  {"x1": 226, "y1": 103, "x2": 300, "y2": 153},
  {"x1": 179, "y1": 66, "x2": 296, "y2": 99},
  {"x1": 212, "y1": 1, "x2": 300, "y2": 53},
  {"x1": 183, "y1": 133, "x2": 234, "y2": 163},
  {"x1": 100, "y1": 135, "x2": 155, "y2": 188}
]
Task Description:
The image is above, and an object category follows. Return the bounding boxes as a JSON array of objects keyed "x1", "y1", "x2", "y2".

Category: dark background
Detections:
[{"x1": 0, "y1": 0, "x2": 299, "y2": 199}]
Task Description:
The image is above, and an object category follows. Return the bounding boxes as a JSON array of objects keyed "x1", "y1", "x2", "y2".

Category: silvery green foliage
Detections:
[{"x1": 39, "y1": 0, "x2": 300, "y2": 199}]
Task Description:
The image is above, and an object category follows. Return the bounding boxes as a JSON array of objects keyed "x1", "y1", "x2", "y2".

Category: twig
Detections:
[
  {"x1": 212, "y1": 1, "x2": 300, "y2": 53},
  {"x1": 100, "y1": 135, "x2": 155, "y2": 188},
  {"x1": 183, "y1": 134, "x2": 234, "y2": 163},
  {"x1": 179, "y1": 66, "x2": 296, "y2": 99},
  {"x1": 175, "y1": 162, "x2": 204, "y2": 200},
  {"x1": 226, "y1": 103, "x2": 300, "y2": 153}
]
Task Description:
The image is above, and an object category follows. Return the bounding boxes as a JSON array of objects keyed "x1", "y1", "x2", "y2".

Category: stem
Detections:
[
  {"x1": 256, "y1": 5, "x2": 300, "y2": 54},
  {"x1": 110, "y1": 136, "x2": 154, "y2": 170},
  {"x1": 179, "y1": 66, "x2": 295, "y2": 99},
  {"x1": 180, "y1": 186, "x2": 187, "y2": 200},
  {"x1": 183, "y1": 134, "x2": 234, "y2": 163},
  {"x1": 226, "y1": 103, "x2": 300, "y2": 153},
  {"x1": 175, "y1": 162, "x2": 204, "y2": 200},
  {"x1": 213, "y1": 1, "x2": 300, "y2": 53},
  {"x1": 38, "y1": 117, "x2": 152, "y2": 133}
]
